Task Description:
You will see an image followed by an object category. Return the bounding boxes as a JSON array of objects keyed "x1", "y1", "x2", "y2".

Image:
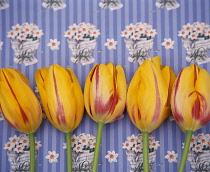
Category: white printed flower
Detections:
[
  {"x1": 87, "y1": 23, "x2": 96, "y2": 29},
  {"x1": 161, "y1": 38, "x2": 174, "y2": 49},
  {"x1": 105, "y1": 151, "x2": 118, "y2": 163},
  {"x1": 133, "y1": 144, "x2": 142, "y2": 153},
  {"x1": 149, "y1": 140, "x2": 160, "y2": 150},
  {"x1": 22, "y1": 26, "x2": 32, "y2": 34},
  {"x1": 104, "y1": 39, "x2": 117, "y2": 50},
  {"x1": 79, "y1": 25, "x2": 89, "y2": 34},
  {"x1": 122, "y1": 141, "x2": 133, "y2": 150},
  {"x1": 144, "y1": 23, "x2": 152, "y2": 29},
  {"x1": 0, "y1": 41, "x2": 3, "y2": 50},
  {"x1": 47, "y1": 39, "x2": 60, "y2": 50},
  {"x1": 136, "y1": 26, "x2": 146, "y2": 35},
  {"x1": 12, "y1": 24, "x2": 22, "y2": 32},
  {"x1": 178, "y1": 29, "x2": 189, "y2": 38},
  {"x1": 22, "y1": 22, "x2": 30, "y2": 28},
  {"x1": 125, "y1": 24, "x2": 136, "y2": 32},
  {"x1": 64, "y1": 30, "x2": 75, "y2": 38},
  {"x1": 45, "y1": 151, "x2": 59, "y2": 163},
  {"x1": 182, "y1": 23, "x2": 192, "y2": 32},
  {"x1": 69, "y1": 24, "x2": 78, "y2": 32},
  {"x1": 74, "y1": 144, "x2": 83, "y2": 153},
  {"x1": 17, "y1": 33, "x2": 27, "y2": 41},
  {"x1": 14, "y1": 145, "x2": 24, "y2": 153},
  {"x1": 71, "y1": 135, "x2": 78, "y2": 146},
  {"x1": 164, "y1": 151, "x2": 178, "y2": 163},
  {"x1": 30, "y1": 23, "x2": 39, "y2": 30},
  {"x1": 121, "y1": 30, "x2": 131, "y2": 38},
  {"x1": 146, "y1": 29, "x2": 157, "y2": 37},
  {"x1": 89, "y1": 29, "x2": 100, "y2": 38},
  {"x1": 63, "y1": 143, "x2": 67, "y2": 149},
  {"x1": 19, "y1": 134, "x2": 27, "y2": 139},
  {"x1": 198, "y1": 138, "x2": 208, "y2": 146},
  {"x1": 9, "y1": 135, "x2": 20, "y2": 144},
  {"x1": 79, "y1": 137, "x2": 89, "y2": 146},
  {"x1": 131, "y1": 33, "x2": 141, "y2": 40},
  {"x1": 19, "y1": 138, "x2": 29, "y2": 147},
  {"x1": 33, "y1": 30, "x2": 44, "y2": 38},
  {"x1": 7, "y1": 30, "x2": 18, "y2": 39},
  {"x1": 127, "y1": 134, "x2": 137, "y2": 144},
  {"x1": 197, "y1": 133, "x2": 206, "y2": 139},
  {"x1": 4, "y1": 142, "x2": 15, "y2": 151},
  {"x1": 74, "y1": 33, "x2": 84, "y2": 41},
  {"x1": 193, "y1": 26, "x2": 204, "y2": 34},
  {"x1": 204, "y1": 28, "x2": 210, "y2": 37},
  {"x1": 35, "y1": 141, "x2": 42, "y2": 150},
  {"x1": 86, "y1": 134, "x2": 96, "y2": 139},
  {"x1": 135, "y1": 22, "x2": 143, "y2": 27},
  {"x1": 192, "y1": 144, "x2": 203, "y2": 153},
  {"x1": 188, "y1": 33, "x2": 198, "y2": 40}
]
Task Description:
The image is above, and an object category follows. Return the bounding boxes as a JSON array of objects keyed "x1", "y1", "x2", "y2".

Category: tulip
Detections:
[
  {"x1": 84, "y1": 63, "x2": 126, "y2": 172},
  {"x1": 35, "y1": 64, "x2": 84, "y2": 172},
  {"x1": 171, "y1": 64, "x2": 210, "y2": 172},
  {"x1": 0, "y1": 68, "x2": 42, "y2": 172},
  {"x1": 126, "y1": 56, "x2": 175, "y2": 172}
]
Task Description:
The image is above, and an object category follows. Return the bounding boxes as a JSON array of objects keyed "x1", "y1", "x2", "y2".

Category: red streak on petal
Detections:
[
  {"x1": 151, "y1": 67, "x2": 161, "y2": 122},
  {"x1": 2, "y1": 71, "x2": 29, "y2": 124},
  {"x1": 193, "y1": 65, "x2": 198, "y2": 87},
  {"x1": 52, "y1": 67, "x2": 66, "y2": 125},
  {"x1": 192, "y1": 97, "x2": 201, "y2": 120}
]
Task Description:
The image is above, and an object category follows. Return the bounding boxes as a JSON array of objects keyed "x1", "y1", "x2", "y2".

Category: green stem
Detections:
[
  {"x1": 178, "y1": 130, "x2": 193, "y2": 172},
  {"x1": 142, "y1": 131, "x2": 149, "y2": 172},
  {"x1": 29, "y1": 133, "x2": 35, "y2": 172},
  {"x1": 66, "y1": 132, "x2": 72, "y2": 172},
  {"x1": 92, "y1": 122, "x2": 105, "y2": 172}
]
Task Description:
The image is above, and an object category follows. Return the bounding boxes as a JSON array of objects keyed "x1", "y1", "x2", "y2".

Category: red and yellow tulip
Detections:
[
  {"x1": 84, "y1": 63, "x2": 126, "y2": 171},
  {"x1": 171, "y1": 64, "x2": 210, "y2": 172},
  {"x1": 0, "y1": 68, "x2": 42, "y2": 172},
  {"x1": 126, "y1": 56, "x2": 175, "y2": 172},
  {"x1": 35, "y1": 64, "x2": 84, "y2": 172}
]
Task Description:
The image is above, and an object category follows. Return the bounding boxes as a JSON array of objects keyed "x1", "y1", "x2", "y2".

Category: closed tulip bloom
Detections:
[
  {"x1": 0, "y1": 68, "x2": 42, "y2": 134},
  {"x1": 84, "y1": 63, "x2": 126, "y2": 172},
  {"x1": 171, "y1": 64, "x2": 210, "y2": 132},
  {"x1": 171, "y1": 64, "x2": 210, "y2": 172},
  {"x1": 84, "y1": 63, "x2": 126, "y2": 123},
  {"x1": 35, "y1": 64, "x2": 84, "y2": 172},
  {"x1": 35, "y1": 64, "x2": 84, "y2": 133},
  {"x1": 0, "y1": 68, "x2": 42, "y2": 172},
  {"x1": 127, "y1": 56, "x2": 176, "y2": 133}
]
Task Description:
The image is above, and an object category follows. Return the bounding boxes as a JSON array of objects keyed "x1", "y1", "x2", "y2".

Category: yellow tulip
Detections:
[
  {"x1": 171, "y1": 64, "x2": 210, "y2": 172},
  {"x1": 127, "y1": 56, "x2": 176, "y2": 133},
  {"x1": 84, "y1": 63, "x2": 126, "y2": 123},
  {"x1": 0, "y1": 68, "x2": 42, "y2": 134},
  {"x1": 0, "y1": 68, "x2": 42, "y2": 172},
  {"x1": 84, "y1": 63, "x2": 126, "y2": 172},
  {"x1": 35, "y1": 64, "x2": 84, "y2": 133},
  {"x1": 126, "y1": 56, "x2": 175, "y2": 172},
  {"x1": 35, "y1": 64, "x2": 84, "y2": 172}
]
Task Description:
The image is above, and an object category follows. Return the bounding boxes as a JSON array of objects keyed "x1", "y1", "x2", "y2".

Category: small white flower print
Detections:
[
  {"x1": 4, "y1": 142, "x2": 15, "y2": 151},
  {"x1": 45, "y1": 151, "x2": 59, "y2": 163},
  {"x1": 47, "y1": 39, "x2": 60, "y2": 50},
  {"x1": 122, "y1": 141, "x2": 133, "y2": 150},
  {"x1": 105, "y1": 151, "x2": 118, "y2": 163},
  {"x1": 161, "y1": 38, "x2": 175, "y2": 49},
  {"x1": 0, "y1": 41, "x2": 3, "y2": 50},
  {"x1": 165, "y1": 151, "x2": 178, "y2": 163},
  {"x1": 35, "y1": 141, "x2": 42, "y2": 150},
  {"x1": 149, "y1": 140, "x2": 160, "y2": 150},
  {"x1": 63, "y1": 143, "x2": 67, "y2": 149},
  {"x1": 14, "y1": 145, "x2": 24, "y2": 153},
  {"x1": 9, "y1": 135, "x2": 20, "y2": 144},
  {"x1": 104, "y1": 39, "x2": 117, "y2": 50}
]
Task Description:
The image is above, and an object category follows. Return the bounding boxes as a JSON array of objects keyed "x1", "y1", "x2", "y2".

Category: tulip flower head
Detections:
[
  {"x1": 35, "y1": 64, "x2": 84, "y2": 133},
  {"x1": 84, "y1": 63, "x2": 127, "y2": 123},
  {"x1": 0, "y1": 68, "x2": 42, "y2": 134},
  {"x1": 171, "y1": 64, "x2": 210, "y2": 132},
  {"x1": 126, "y1": 56, "x2": 176, "y2": 133}
]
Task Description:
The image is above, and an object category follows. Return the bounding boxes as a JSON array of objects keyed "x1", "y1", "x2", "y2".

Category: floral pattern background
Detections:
[{"x1": 0, "y1": 0, "x2": 210, "y2": 171}]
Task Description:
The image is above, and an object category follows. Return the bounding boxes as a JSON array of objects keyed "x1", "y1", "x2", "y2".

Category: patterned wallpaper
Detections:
[{"x1": 0, "y1": 0, "x2": 210, "y2": 171}]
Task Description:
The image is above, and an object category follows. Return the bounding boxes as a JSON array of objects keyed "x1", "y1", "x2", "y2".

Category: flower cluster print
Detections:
[
  {"x1": 4, "y1": 134, "x2": 42, "y2": 171},
  {"x1": 155, "y1": 0, "x2": 180, "y2": 11},
  {"x1": 121, "y1": 22, "x2": 157, "y2": 64},
  {"x1": 42, "y1": 0, "x2": 66, "y2": 11},
  {"x1": 178, "y1": 22, "x2": 210, "y2": 64},
  {"x1": 99, "y1": 0, "x2": 123, "y2": 11},
  {"x1": 63, "y1": 133, "x2": 96, "y2": 171},
  {"x1": 7, "y1": 23, "x2": 43, "y2": 66},
  {"x1": 184, "y1": 133, "x2": 210, "y2": 171},
  {"x1": 122, "y1": 134, "x2": 160, "y2": 172},
  {"x1": 64, "y1": 23, "x2": 100, "y2": 65}
]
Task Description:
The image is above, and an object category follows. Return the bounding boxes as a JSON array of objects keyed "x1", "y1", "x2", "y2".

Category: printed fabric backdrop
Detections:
[{"x1": 0, "y1": 0, "x2": 210, "y2": 171}]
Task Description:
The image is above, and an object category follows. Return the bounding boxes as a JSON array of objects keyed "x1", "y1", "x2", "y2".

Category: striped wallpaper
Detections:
[{"x1": 0, "y1": 0, "x2": 210, "y2": 171}]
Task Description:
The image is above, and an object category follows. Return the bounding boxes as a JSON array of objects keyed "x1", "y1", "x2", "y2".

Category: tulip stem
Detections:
[
  {"x1": 92, "y1": 122, "x2": 105, "y2": 172},
  {"x1": 178, "y1": 130, "x2": 193, "y2": 172},
  {"x1": 66, "y1": 132, "x2": 72, "y2": 172},
  {"x1": 142, "y1": 131, "x2": 149, "y2": 172},
  {"x1": 29, "y1": 132, "x2": 36, "y2": 172}
]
